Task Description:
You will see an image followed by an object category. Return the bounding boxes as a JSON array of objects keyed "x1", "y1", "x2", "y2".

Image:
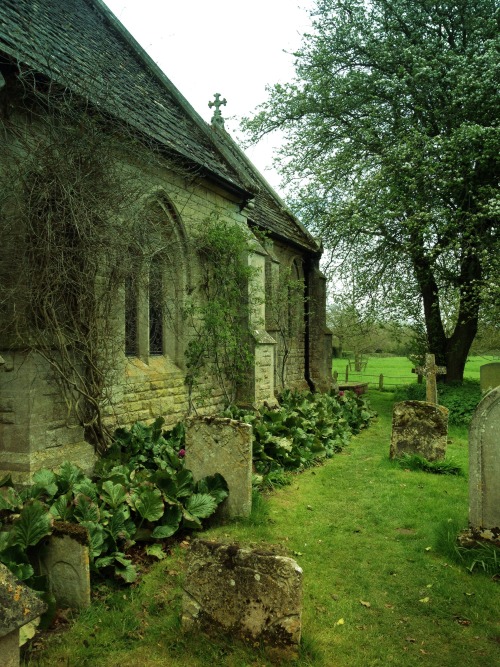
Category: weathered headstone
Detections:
[
  {"x1": 185, "y1": 417, "x2": 252, "y2": 518},
  {"x1": 468, "y1": 387, "x2": 500, "y2": 543},
  {"x1": 182, "y1": 540, "x2": 302, "y2": 660},
  {"x1": 479, "y1": 362, "x2": 500, "y2": 393},
  {"x1": 0, "y1": 563, "x2": 47, "y2": 667},
  {"x1": 34, "y1": 522, "x2": 91, "y2": 609},
  {"x1": 412, "y1": 353, "x2": 447, "y2": 404},
  {"x1": 390, "y1": 400, "x2": 449, "y2": 461}
]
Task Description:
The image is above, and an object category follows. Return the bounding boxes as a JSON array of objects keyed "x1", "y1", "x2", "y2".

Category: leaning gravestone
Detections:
[
  {"x1": 185, "y1": 417, "x2": 252, "y2": 518},
  {"x1": 182, "y1": 540, "x2": 302, "y2": 660},
  {"x1": 0, "y1": 563, "x2": 47, "y2": 667},
  {"x1": 390, "y1": 400, "x2": 449, "y2": 461},
  {"x1": 479, "y1": 362, "x2": 500, "y2": 393},
  {"x1": 468, "y1": 386, "x2": 500, "y2": 543}
]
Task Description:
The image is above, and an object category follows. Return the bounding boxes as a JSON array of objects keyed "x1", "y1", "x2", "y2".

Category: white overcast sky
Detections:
[{"x1": 102, "y1": 0, "x2": 315, "y2": 194}]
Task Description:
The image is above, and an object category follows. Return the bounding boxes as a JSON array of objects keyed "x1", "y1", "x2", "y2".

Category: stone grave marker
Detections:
[
  {"x1": 182, "y1": 539, "x2": 302, "y2": 660},
  {"x1": 412, "y1": 353, "x2": 447, "y2": 404},
  {"x1": 0, "y1": 563, "x2": 47, "y2": 667},
  {"x1": 479, "y1": 362, "x2": 500, "y2": 393},
  {"x1": 34, "y1": 522, "x2": 91, "y2": 609},
  {"x1": 468, "y1": 386, "x2": 500, "y2": 542},
  {"x1": 185, "y1": 417, "x2": 252, "y2": 518},
  {"x1": 390, "y1": 400, "x2": 449, "y2": 461}
]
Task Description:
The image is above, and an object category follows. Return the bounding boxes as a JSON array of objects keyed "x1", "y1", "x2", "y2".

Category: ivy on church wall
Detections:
[{"x1": 184, "y1": 214, "x2": 257, "y2": 410}]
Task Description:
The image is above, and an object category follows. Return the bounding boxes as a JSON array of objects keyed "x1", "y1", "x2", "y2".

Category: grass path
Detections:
[
  {"x1": 207, "y1": 391, "x2": 499, "y2": 666},
  {"x1": 27, "y1": 392, "x2": 499, "y2": 667}
]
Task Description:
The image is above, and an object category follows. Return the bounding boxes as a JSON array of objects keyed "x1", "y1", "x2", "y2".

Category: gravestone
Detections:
[
  {"x1": 34, "y1": 522, "x2": 91, "y2": 608},
  {"x1": 185, "y1": 417, "x2": 252, "y2": 518},
  {"x1": 412, "y1": 353, "x2": 447, "y2": 404},
  {"x1": 479, "y1": 362, "x2": 500, "y2": 393},
  {"x1": 0, "y1": 563, "x2": 47, "y2": 667},
  {"x1": 182, "y1": 540, "x2": 302, "y2": 660},
  {"x1": 468, "y1": 387, "x2": 500, "y2": 542},
  {"x1": 390, "y1": 400, "x2": 449, "y2": 461}
]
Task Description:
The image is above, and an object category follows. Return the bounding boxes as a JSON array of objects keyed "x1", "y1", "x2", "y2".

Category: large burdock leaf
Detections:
[
  {"x1": 0, "y1": 485, "x2": 22, "y2": 512},
  {"x1": 185, "y1": 493, "x2": 218, "y2": 519},
  {"x1": 100, "y1": 480, "x2": 127, "y2": 509},
  {"x1": 11, "y1": 501, "x2": 53, "y2": 549},
  {"x1": 74, "y1": 494, "x2": 100, "y2": 523},
  {"x1": 132, "y1": 487, "x2": 164, "y2": 522},
  {"x1": 151, "y1": 505, "x2": 182, "y2": 539},
  {"x1": 195, "y1": 473, "x2": 229, "y2": 504},
  {"x1": 79, "y1": 521, "x2": 104, "y2": 559}
]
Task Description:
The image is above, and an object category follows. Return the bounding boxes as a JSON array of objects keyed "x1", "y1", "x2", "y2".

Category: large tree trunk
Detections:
[{"x1": 413, "y1": 247, "x2": 481, "y2": 384}]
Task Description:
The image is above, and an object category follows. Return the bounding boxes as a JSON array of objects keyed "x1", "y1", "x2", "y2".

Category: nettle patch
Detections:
[
  {"x1": 225, "y1": 389, "x2": 375, "y2": 485},
  {"x1": 0, "y1": 418, "x2": 228, "y2": 586}
]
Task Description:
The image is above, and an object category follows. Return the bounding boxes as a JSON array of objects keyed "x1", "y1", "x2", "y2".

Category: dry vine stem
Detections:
[{"x1": 0, "y1": 69, "x2": 194, "y2": 451}]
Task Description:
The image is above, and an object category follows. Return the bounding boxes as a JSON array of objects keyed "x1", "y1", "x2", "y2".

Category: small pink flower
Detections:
[
  {"x1": 178, "y1": 449, "x2": 186, "y2": 458},
  {"x1": 338, "y1": 391, "x2": 344, "y2": 397}
]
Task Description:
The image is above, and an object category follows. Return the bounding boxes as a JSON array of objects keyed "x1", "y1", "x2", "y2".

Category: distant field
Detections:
[{"x1": 333, "y1": 354, "x2": 496, "y2": 388}]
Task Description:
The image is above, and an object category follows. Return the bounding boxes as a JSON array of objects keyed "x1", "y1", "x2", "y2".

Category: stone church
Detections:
[{"x1": 0, "y1": 0, "x2": 332, "y2": 483}]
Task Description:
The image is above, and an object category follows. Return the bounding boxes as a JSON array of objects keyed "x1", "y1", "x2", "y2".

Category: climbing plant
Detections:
[
  {"x1": 184, "y1": 214, "x2": 257, "y2": 409},
  {"x1": 0, "y1": 69, "x2": 192, "y2": 451}
]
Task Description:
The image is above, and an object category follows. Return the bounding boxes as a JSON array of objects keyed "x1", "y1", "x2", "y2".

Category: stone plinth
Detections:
[
  {"x1": 390, "y1": 400, "x2": 449, "y2": 461},
  {"x1": 0, "y1": 563, "x2": 47, "y2": 667},
  {"x1": 469, "y1": 387, "x2": 500, "y2": 537},
  {"x1": 182, "y1": 540, "x2": 302, "y2": 659},
  {"x1": 185, "y1": 417, "x2": 252, "y2": 518}
]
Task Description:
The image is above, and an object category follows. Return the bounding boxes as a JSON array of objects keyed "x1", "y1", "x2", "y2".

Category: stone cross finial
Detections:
[
  {"x1": 412, "y1": 353, "x2": 447, "y2": 404},
  {"x1": 209, "y1": 93, "x2": 227, "y2": 128}
]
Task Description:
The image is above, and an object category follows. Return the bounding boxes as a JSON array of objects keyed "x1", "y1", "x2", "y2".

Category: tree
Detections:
[{"x1": 243, "y1": 0, "x2": 500, "y2": 382}]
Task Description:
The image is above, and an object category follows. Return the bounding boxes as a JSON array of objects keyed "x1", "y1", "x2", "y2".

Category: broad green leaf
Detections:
[
  {"x1": 145, "y1": 544, "x2": 165, "y2": 559},
  {"x1": 4, "y1": 560, "x2": 34, "y2": 581},
  {"x1": 74, "y1": 480, "x2": 99, "y2": 503},
  {"x1": 56, "y1": 462, "x2": 85, "y2": 492},
  {"x1": 11, "y1": 501, "x2": 53, "y2": 549},
  {"x1": 94, "y1": 555, "x2": 115, "y2": 569},
  {"x1": 100, "y1": 480, "x2": 127, "y2": 509},
  {"x1": 174, "y1": 469, "x2": 195, "y2": 498},
  {"x1": 0, "y1": 486, "x2": 22, "y2": 512},
  {"x1": 114, "y1": 559, "x2": 137, "y2": 583},
  {"x1": 195, "y1": 473, "x2": 229, "y2": 504},
  {"x1": 74, "y1": 494, "x2": 100, "y2": 523},
  {"x1": 32, "y1": 469, "x2": 58, "y2": 498},
  {"x1": 49, "y1": 493, "x2": 74, "y2": 521},
  {"x1": 0, "y1": 531, "x2": 11, "y2": 552},
  {"x1": 79, "y1": 521, "x2": 104, "y2": 559},
  {"x1": 181, "y1": 508, "x2": 202, "y2": 530},
  {"x1": 132, "y1": 487, "x2": 164, "y2": 522},
  {"x1": 185, "y1": 493, "x2": 217, "y2": 519}
]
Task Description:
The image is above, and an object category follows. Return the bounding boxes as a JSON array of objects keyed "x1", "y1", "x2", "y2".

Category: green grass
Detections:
[
  {"x1": 333, "y1": 355, "x2": 497, "y2": 388},
  {"x1": 23, "y1": 391, "x2": 500, "y2": 667}
]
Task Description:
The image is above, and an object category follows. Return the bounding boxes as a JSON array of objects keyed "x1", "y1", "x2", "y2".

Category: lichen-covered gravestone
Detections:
[
  {"x1": 479, "y1": 362, "x2": 500, "y2": 393},
  {"x1": 182, "y1": 540, "x2": 302, "y2": 660},
  {"x1": 185, "y1": 417, "x2": 252, "y2": 518},
  {"x1": 468, "y1": 387, "x2": 500, "y2": 543},
  {"x1": 0, "y1": 563, "x2": 47, "y2": 667},
  {"x1": 390, "y1": 400, "x2": 449, "y2": 461}
]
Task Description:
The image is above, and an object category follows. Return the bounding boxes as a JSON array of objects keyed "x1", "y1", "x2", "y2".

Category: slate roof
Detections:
[
  {"x1": 211, "y1": 127, "x2": 320, "y2": 252},
  {"x1": 0, "y1": 0, "x2": 320, "y2": 253}
]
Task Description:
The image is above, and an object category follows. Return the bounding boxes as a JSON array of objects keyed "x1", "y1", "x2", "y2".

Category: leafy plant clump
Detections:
[
  {"x1": 394, "y1": 379, "x2": 482, "y2": 426},
  {"x1": 0, "y1": 418, "x2": 228, "y2": 586},
  {"x1": 226, "y1": 389, "x2": 375, "y2": 481},
  {"x1": 397, "y1": 453, "x2": 464, "y2": 477}
]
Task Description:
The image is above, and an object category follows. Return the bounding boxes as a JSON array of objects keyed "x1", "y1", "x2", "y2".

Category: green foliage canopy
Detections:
[{"x1": 243, "y1": 0, "x2": 500, "y2": 381}]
